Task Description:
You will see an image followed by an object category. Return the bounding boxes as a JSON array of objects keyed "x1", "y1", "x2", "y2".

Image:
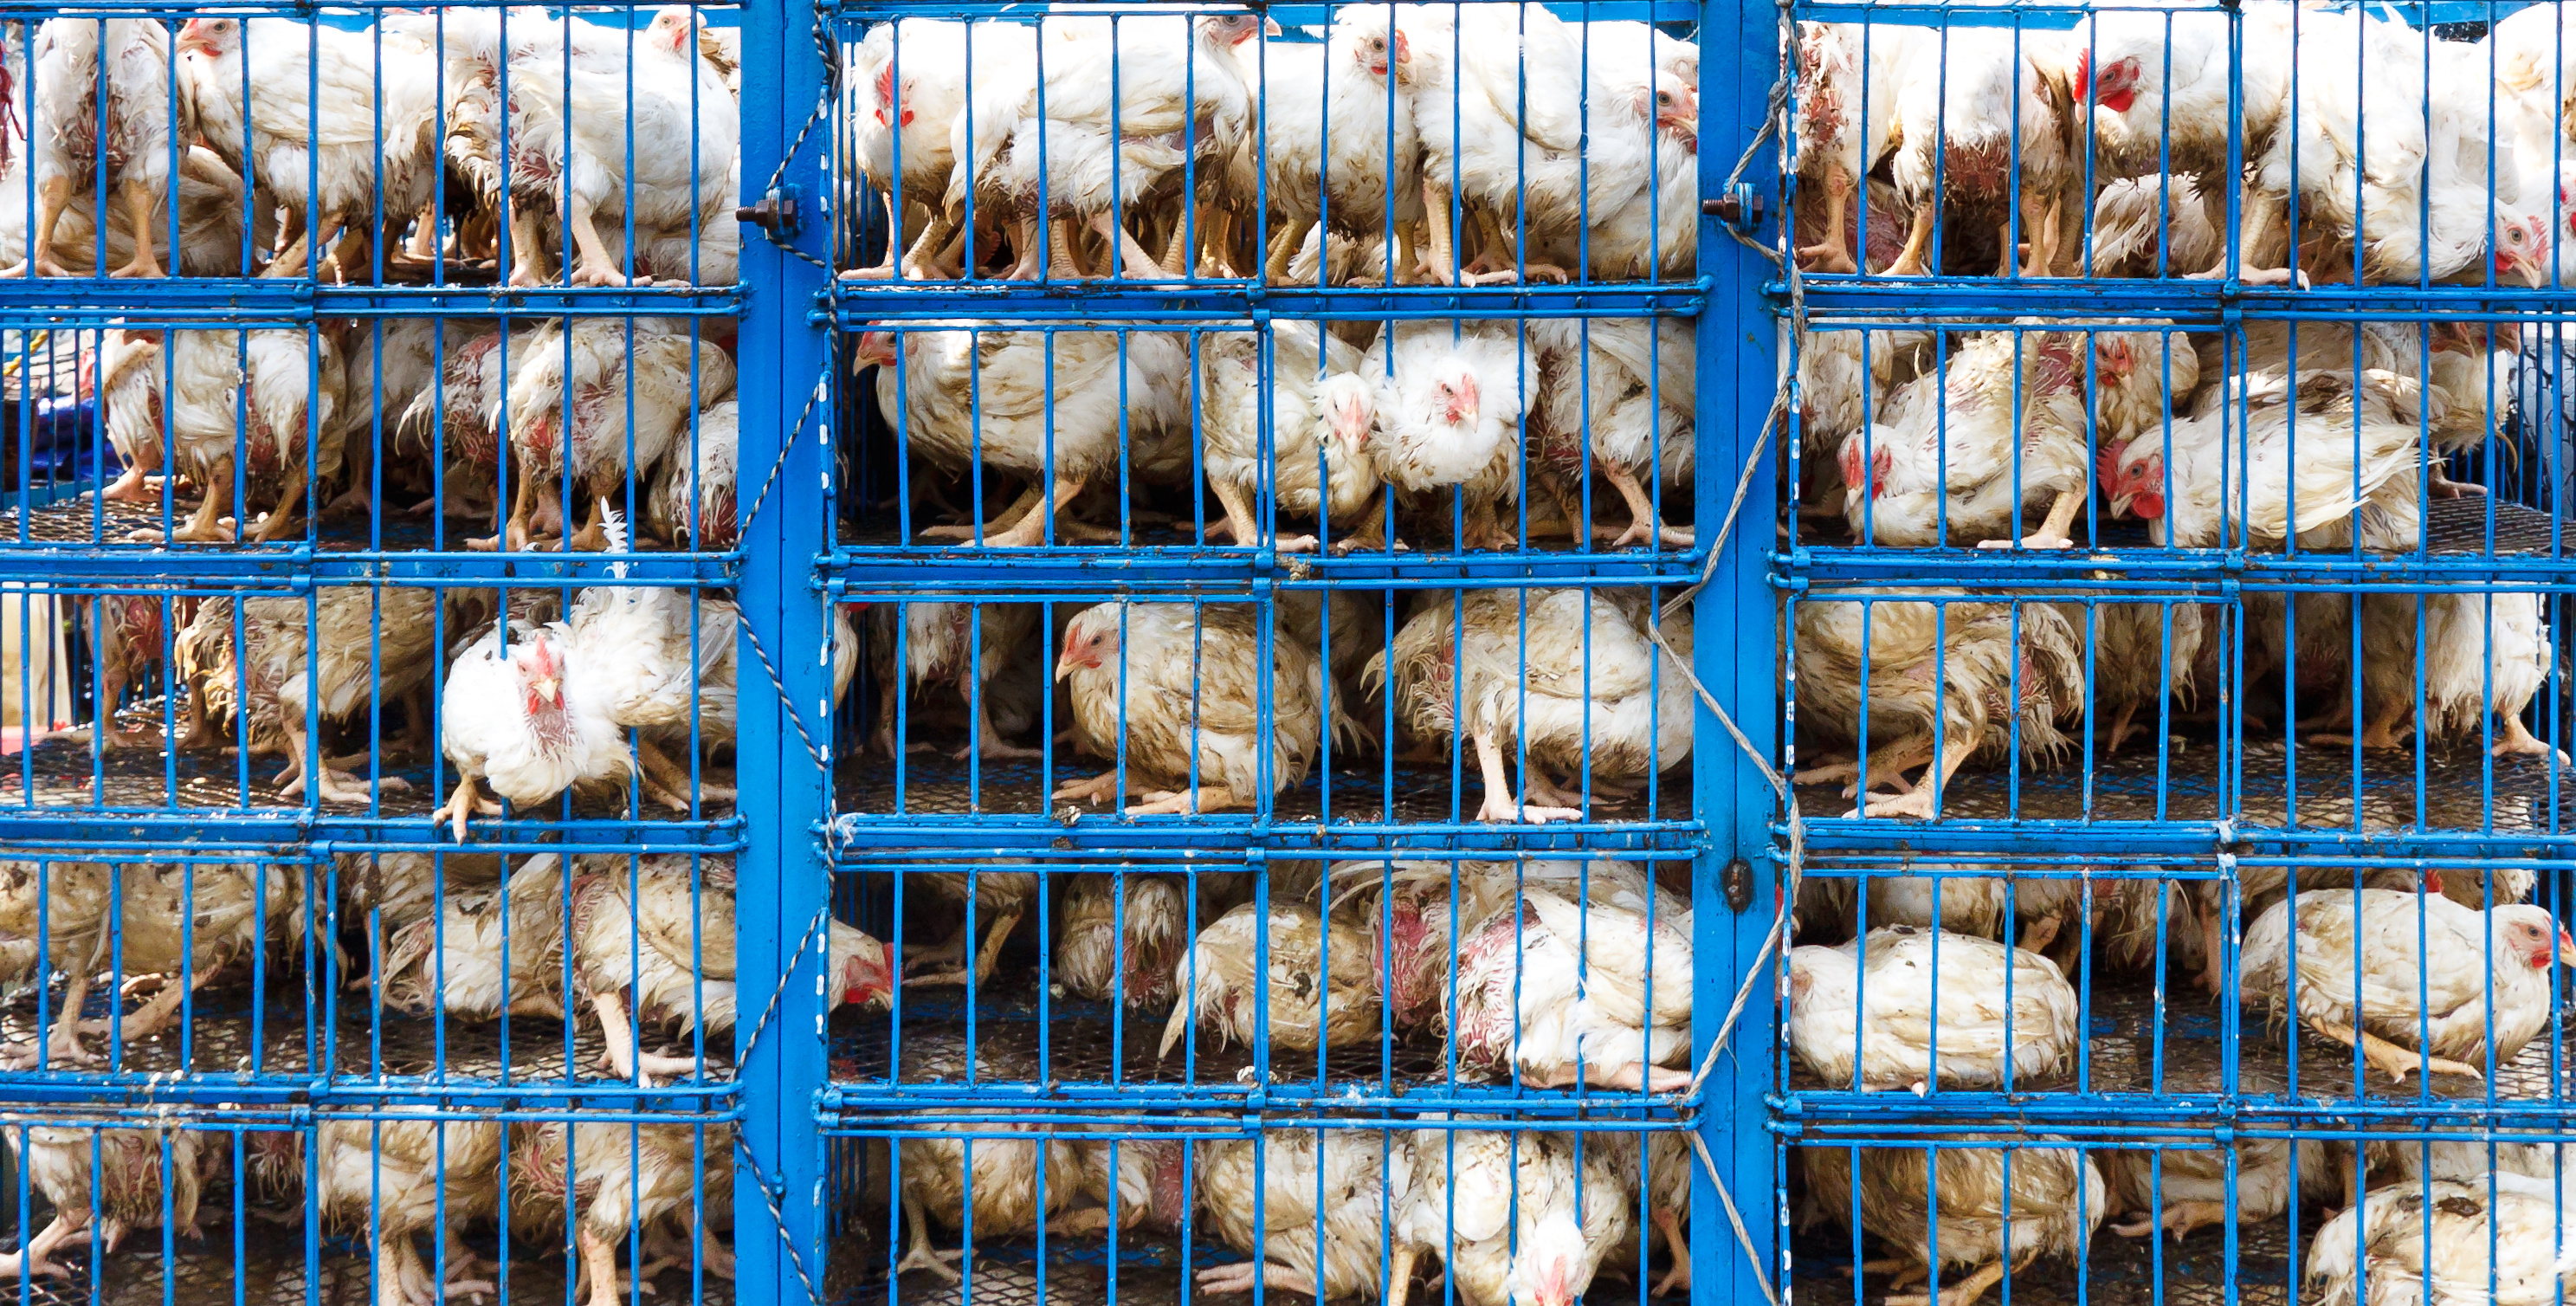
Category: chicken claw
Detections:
[
  {"x1": 433, "y1": 775, "x2": 504, "y2": 840},
  {"x1": 1475, "y1": 794, "x2": 1585, "y2": 824},
  {"x1": 1052, "y1": 771, "x2": 1127, "y2": 806},
  {"x1": 2110, "y1": 1200, "x2": 2229, "y2": 1243},
  {"x1": 1881, "y1": 1261, "x2": 2007, "y2": 1306}
]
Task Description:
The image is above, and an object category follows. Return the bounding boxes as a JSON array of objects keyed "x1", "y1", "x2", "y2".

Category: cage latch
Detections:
[
  {"x1": 1705, "y1": 184, "x2": 1764, "y2": 235},
  {"x1": 738, "y1": 187, "x2": 803, "y2": 236}
]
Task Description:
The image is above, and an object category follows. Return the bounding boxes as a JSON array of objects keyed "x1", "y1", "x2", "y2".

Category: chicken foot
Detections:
[
  {"x1": 1263, "y1": 217, "x2": 1316, "y2": 283},
  {"x1": 905, "y1": 908, "x2": 1022, "y2": 986},
  {"x1": 1091, "y1": 210, "x2": 1173, "y2": 281},
  {"x1": 587, "y1": 990, "x2": 706, "y2": 1085},
  {"x1": 433, "y1": 773, "x2": 505, "y2": 841},
  {"x1": 249, "y1": 455, "x2": 314, "y2": 545},
  {"x1": 1797, "y1": 164, "x2": 1859, "y2": 273},
  {"x1": 1857, "y1": 729, "x2": 1978, "y2": 819},
  {"x1": 976, "y1": 475, "x2": 1088, "y2": 549},
  {"x1": 633, "y1": 735, "x2": 734, "y2": 810},
  {"x1": 1198, "y1": 1260, "x2": 1347, "y2": 1297},
  {"x1": 954, "y1": 695, "x2": 1044, "y2": 761},
  {"x1": 1422, "y1": 177, "x2": 1461, "y2": 284},
  {"x1": 1203, "y1": 475, "x2": 1264, "y2": 546},
  {"x1": 0, "y1": 1212, "x2": 86, "y2": 1280},
  {"x1": 1882, "y1": 1259, "x2": 2008, "y2": 1306},
  {"x1": 77, "y1": 965, "x2": 216, "y2": 1050},
  {"x1": 1, "y1": 971, "x2": 99, "y2": 1069},
  {"x1": 920, "y1": 482, "x2": 1043, "y2": 544},
  {"x1": 1127, "y1": 785, "x2": 1246, "y2": 816},
  {"x1": 276, "y1": 721, "x2": 411, "y2": 805},
  {"x1": 565, "y1": 193, "x2": 643, "y2": 288},
  {"x1": 1883, "y1": 199, "x2": 1938, "y2": 277},
  {"x1": 1598, "y1": 462, "x2": 1693, "y2": 549},
  {"x1": 111, "y1": 177, "x2": 168, "y2": 278},
  {"x1": 0, "y1": 175, "x2": 77, "y2": 278},
  {"x1": 894, "y1": 1193, "x2": 968, "y2": 1282},
  {"x1": 1652, "y1": 1209, "x2": 1691, "y2": 1296},
  {"x1": 2495, "y1": 714, "x2": 2572, "y2": 765},
  {"x1": 1978, "y1": 488, "x2": 2082, "y2": 551},
  {"x1": 132, "y1": 454, "x2": 237, "y2": 543},
  {"x1": 2308, "y1": 701, "x2": 2411, "y2": 752},
  {"x1": 2111, "y1": 1200, "x2": 2230, "y2": 1243},
  {"x1": 1473, "y1": 728, "x2": 1585, "y2": 824},
  {"x1": 2306, "y1": 1018, "x2": 2485, "y2": 1083},
  {"x1": 575, "y1": 1226, "x2": 628, "y2": 1306}
]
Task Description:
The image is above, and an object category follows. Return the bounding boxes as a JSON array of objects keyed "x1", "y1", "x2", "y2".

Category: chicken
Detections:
[
  {"x1": 1250, "y1": 10, "x2": 1421, "y2": 283},
  {"x1": 1159, "y1": 900, "x2": 1378, "y2": 1061},
  {"x1": 1796, "y1": 322, "x2": 1934, "y2": 513},
  {"x1": 1553, "y1": 36, "x2": 1699, "y2": 282},
  {"x1": 2308, "y1": 1175, "x2": 2576, "y2": 1306},
  {"x1": 2243, "y1": 8, "x2": 2547, "y2": 288},
  {"x1": 1195, "y1": 1129, "x2": 1410, "y2": 1299},
  {"x1": 1882, "y1": 24, "x2": 2077, "y2": 278},
  {"x1": 841, "y1": 17, "x2": 989, "y2": 280},
  {"x1": 2103, "y1": 367, "x2": 2430, "y2": 554},
  {"x1": 1367, "y1": 587, "x2": 1693, "y2": 824},
  {"x1": 2071, "y1": 3, "x2": 2294, "y2": 274},
  {"x1": 2315, "y1": 591, "x2": 2560, "y2": 758},
  {"x1": 1800, "y1": 1141, "x2": 2106, "y2": 1306},
  {"x1": 566, "y1": 854, "x2": 894, "y2": 1083},
  {"x1": 71, "y1": 591, "x2": 196, "y2": 752},
  {"x1": 0, "y1": 1125, "x2": 219, "y2": 1280},
  {"x1": 1842, "y1": 328, "x2": 2192, "y2": 550},
  {"x1": 0, "y1": 140, "x2": 262, "y2": 280},
  {"x1": 308, "y1": 1115, "x2": 506, "y2": 1306},
  {"x1": 0, "y1": 860, "x2": 113, "y2": 1069},
  {"x1": 868, "y1": 601, "x2": 1046, "y2": 760},
  {"x1": 889, "y1": 861, "x2": 1040, "y2": 987},
  {"x1": 2239, "y1": 888, "x2": 2576, "y2": 1082},
  {"x1": 494, "y1": 318, "x2": 738, "y2": 551},
  {"x1": 177, "y1": 16, "x2": 441, "y2": 280},
  {"x1": 1056, "y1": 1132, "x2": 1193, "y2": 1235},
  {"x1": 1444, "y1": 882, "x2": 1692, "y2": 1093},
  {"x1": 2368, "y1": 1134, "x2": 2575, "y2": 1188},
  {"x1": 1791, "y1": 22, "x2": 1913, "y2": 273},
  {"x1": 1053, "y1": 602, "x2": 1335, "y2": 816},
  {"x1": 1786, "y1": 926, "x2": 2082, "y2": 1091},
  {"x1": 653, "y1": 398, "x2": 737, "y2": 549},
  {"x1": 954, "y1": 10, "x2": 1262, "y2": 280},
  {"x1": 178, "y1": 587, "x2": 440, "y2": 804},
  {"x1": 1353, "y1": 319, "x2": 1533, "y2": 552},
  {"x1": 507, "y1": 1119, "x2": 735, "y2": 1306},
  {"x1": 1197, "y1": 320, "x2": 1378, "y2": 551},
  {"x1": 487, "y1": 6, "x2": 738, "y2": 286},
  {"x1": 853, "y1": 326, "x2": 1191, "y2": 547},
  {"x1": 376, "y1": 853, "x2": 570, "y2": 1020},
  {"x1": 1056, "y1": 873, "x2": 1191, "y2": 1010},
  {"x1": 1, "y1": 860, "x2": 300, "y2": 1067},
  {"x1": 2086, "y1": 174, "x2": 2225, "y2": 279},
  {"x1": 1792, "y1": 592, "x2": 2087, "y2": 819},
  {"x1": 9, "y1": 19, "x2": 187, "y2": 279},
  {"x1": 332, "y1": 849, "x2": 506, "y2": 953},
  {"x1": 893, "y1": 1121, "x2": 1083, "y2": 1281},
  {"x1": 2101, "y1": 1141, "x2": 2332, "y2": 1244},
  {"x1": 1527, "y1": 317, "x2": 1694, "y2": 547},
  {"x1": 1389, "y1": 1127, "x2": 1632, "y2": 1306},
  {"x1": 2083, "y1": 599, "x2": 2208, "y2": 759},
  {"x1": 394, "y1": 320, "x2": 520, "y2": 515}
]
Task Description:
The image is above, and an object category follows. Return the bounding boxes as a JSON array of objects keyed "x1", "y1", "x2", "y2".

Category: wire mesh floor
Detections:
[
  {"x1": 1788, "y1": 1193, "x2": 2312, "y2": 1306},
  {"x1": 4, "y1": 1221, "x2": 728, "y2": 1306},
  {"x1": 0, "y1": 719, "x2": 737, "y2": 824},
  {"x1": 835, "y1": 973, "x2": 1454, "y2": 1093},
  {"x1": 1792, "y1": 737, "x2": 2563, "y2": 832},
  {"x1": 0, "y1": 492, "x2": 465, "y2": 552},
  {"x1": 836, "y1": 752, "x2": 1695, "y2": 827},
  {"x1": 1787, "y1": 969, "x2": 2576, "y2": 1105},
  {"x1": 1801, "y1": 495, "x2": 2565, "y2": 558}
]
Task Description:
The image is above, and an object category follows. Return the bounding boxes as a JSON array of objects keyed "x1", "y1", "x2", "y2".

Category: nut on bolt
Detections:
[{"x1": 1704, "y1": 184, "x2": 1766, "y2": 232}]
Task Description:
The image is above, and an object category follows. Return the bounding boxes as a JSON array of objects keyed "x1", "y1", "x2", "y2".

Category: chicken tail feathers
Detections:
[{"x1": 1157, "y1": 995, "x2": 1191, "y2": 1061}]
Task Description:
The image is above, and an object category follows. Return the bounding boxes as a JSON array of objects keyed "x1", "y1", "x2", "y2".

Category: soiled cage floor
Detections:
[
  {"x1": 834, "y1": 973, "x2": 1462, "y2": 1093},
  {"x1": 0, "y1": 979, "x2": 829, "y2": 1083},
  {"x1": 0, "y1": 493, "x2": 459, "y2": 551},
  {"x1": 6, "y1": 1221, "x2": 728, "y2": 1306},
  {"x1": 1806, "y1": 494, "x2": 2565, "y2": 558},
  {"x1": 0, "y1": 723, "x2": 738, "y2": 824},
  {"x1": 1787, "y1": 968, "x2": 2576, "y2": 1105},
  {"x1": 836, "y1": 750, "x2": 1695, "y2": 827},
  {"x1": 1792, "y1": 737, "x2": 2563, "y2": 832},
  {"x1": 1788, "y1": 1195, "x2": 2315, "y2": 1306}
]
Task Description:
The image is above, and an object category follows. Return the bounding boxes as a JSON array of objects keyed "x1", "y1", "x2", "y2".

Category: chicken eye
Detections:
[{"x1": 1656, "y1": 91, "x2": 1672, "y2": 106}]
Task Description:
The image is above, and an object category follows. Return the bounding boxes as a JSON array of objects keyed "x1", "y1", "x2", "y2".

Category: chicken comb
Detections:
[
  {"x1": 2095, "y1": 442, "x2": 2125, "y2": 492},
  {"x1": 2071, "y1": 47, "x2": 2090, "y2": 101}
]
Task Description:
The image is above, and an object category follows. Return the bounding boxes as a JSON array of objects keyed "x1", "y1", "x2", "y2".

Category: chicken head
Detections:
[
  {"x1": 2101, "y1": 437, "x2": 2165, "y2": 521},
  {"x1": 2073, "y1": 48, "x2": 2142, "y2": 114},
  {"x1": 1835, "y1": 430, "x2": 1891, "y2": 505},
  {"x1": 851, "y1": 330, "x2": 901, "y2": 372},
  {"x1": 1507, "y1": 1213, "x2": 1597, "y2": 1306},
  {"x1": 1055, "y1": 611, "x2": 1121, "y2": 682},
  {"x1": 829, "y1": 920, "x2": 895, "y2": 1011},
  {"x1": 1356, "y1": 24, "x2": 1410, "y2": 81},
  {"x1": 173, "y1": 16, "x2": 237, "y2": 60},
  {"x1": 2493, "y1": 213, "x2": 2549, "y2": 289},
  {"x1": 516, "y1": 634, "x2": 567, "y2": 721},
  {"x1": 1315, "y1": 372, "x2": 1376, "y2": 449},
  {"x1": 1652, "y1": 73, "x2": 1697, "y2": 149}
]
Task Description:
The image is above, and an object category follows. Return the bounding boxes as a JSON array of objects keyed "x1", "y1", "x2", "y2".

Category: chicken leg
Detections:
[
  {"x1": 276, "y1": 719, "x2": 410, "y2": 805},
  {"x1": 1127, "y1": 785, "x2": 1245, "y2": 816},
  {"x1": 2308, "y1": 701, "x2": 2411, "y2": 752},
  {"x1": 1856, "y1": 728, "x2": 1979, "y2": 819},
  {"x1": 976, "y1": 475, "x2": 1087, "y2": 549},
  {"x1": 1796, "y1": 164, "x2": 1859, "y2": 273},
  {"x1": 565, "y1": 193, "x2": 636, "y2": 288},
  {"x1": 133, "y1": 454, "x2": 237, "y2": 543},
  {"x1": 577, "y1": 1225, "x2": 624, "y2": 1306},
  {"x1": 1385, "y1": 1248, "x2": 1421, "y2": 1306},
  {"x1": 903, "y1": 908, "x2": 1022, "y2": 986},
  {"x1": 1652, "y1": 1210, "x2": 1691, "y2": 1296},
  {"x1": 587, "y1": 990, "x2": 705, "y2": 1084},
  {"x1": 1882, "y1": 1259, "x2": 2007, "y2": 1306},
  {"x1": 954, "y1": 695, "x2": 1044, "y2": 761},
  {"x1": 433, "y1": 773, "x2": 504, "y2": 842},
  {"x1": 893, "y1": 1193, "x2": 967, "y2": 1282},
  {"x1": 506, "y1": 204, "x2": 557, "y2": 287},
  {"x1": 920, "y1": 482, "x2": 1043, "y2": 544},
  {"x1": 3, "y1": 971, "x2": 99, "y2": 1069},
  {"x1": 111, "y1": 178, "x2": 166, "y2": 278},
  {"x1": 1204, "y1": 476, "x2": 1263, "y2": 546},
  {"x1": 1474, "y1": 729, "x2": 1584, "y2": 824},
  {"x1": 0, "y1": 1212, "x2": 85, "y2": 1280},
  {"x1": 0, "y1": 175, "x2": 76, "y2": 278},
  {"x1": 1977, "y1": 488, "x2": 2082, "y2": 551},
  {"x1": 2111, "y1": 1200, "x2": 2230, "y2": 1243},
  {"x1": 2307, "y1": 1018, "x2": 2485, "y2": 1083},
  {"x1": 1264, "y1": 217, "x2": 1316, "y2": 283},
  {"x1": 1423, "y1": 177, "x2": 1460, "y2": 283},
  {"x1": 1198, "y1": 1260, "x2": 1346, "y2": 1296},
  {"x1": 842, "y1": 190, "x2": 916, "y2": 281},
  {"x1": 1090, "y1": 210, "x2": 1172, "y2": 281},
  {"x1": 634, "y1": 736, "x2": 734, "y2": 811},
  {"x1": 250, "y1": 455, "x2": 314, "y2": 545},
  {"x1": 2494, "y1": 714, "x2": 2569, "y2": 765},
  {"x1": 1598, "y1": 462, "x2": 1693, "y2": 549},
  {"x1": 1883, "y1": 199, "x2": 1938, "y2": 277}
]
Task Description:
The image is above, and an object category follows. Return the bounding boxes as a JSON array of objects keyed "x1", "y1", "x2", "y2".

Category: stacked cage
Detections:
[
  {"x1": 821, "y1": 3, "x2": 1751, "y2": 1306},
  {"x1": 0, "y1": 5, "x2": 765, "y2": 1306},
  {"x1": 1780, "y1": 4, "x2": 2576, "y2": 1306}
]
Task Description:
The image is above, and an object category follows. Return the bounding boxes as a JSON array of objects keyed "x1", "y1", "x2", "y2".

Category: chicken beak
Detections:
[
  {"x1": 2522, "y1": 254, "x2": 2551, "y2": 290},
  {"x1": 1054, "y1": 654, "x2": 1078, "y2": 682},
  {"x1": 2557, "y1": 929, "x2": 2576, "y2": 967},
  {"x1": 2109, "y1": 492, "x2": 2136, "y2": 519},
  {"x1": 532, "y1": 676, "x2": 560, "y2": 704}
]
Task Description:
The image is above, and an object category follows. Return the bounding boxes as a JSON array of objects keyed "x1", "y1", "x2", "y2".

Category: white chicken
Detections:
[
  {"x1": 1196, "y1": 1129, "x2": 1411, "y2": 1299},
  {"x1": 854, "y1": 326, "x2": 1191, "y2": 547},
  {"x1": 1801, "y1": 1141, "x2": 2107, "y2": 1306},
  {"x1": 431, "y1": 618, "x2": 629, "y2": 838},
  {"x1": 1354, "y1": 318, "x2": 1533, "y2": 552},
  {"x1": 178, "y1": 16, "x2": 441, "y2": 281},
  {"x1": 178, "y1": 587, "x2": 439, "y2": 805},
  {"x1": 2308, "y1": 1175, "x2": 2576, "y2": 1306},
  {"x1": 2071, "y1": 3, "x2": 2295, "y2": 275},
  {"x1": 376, "y1": 854, "x2": 569, "y2": 1021},
  {"x1": 1527, "y1": 317, "x2": 1694, "y2": 547},
  {"x1": 1786, "y1": 926, "x2": 2083, "y2": 1091},
  {"x1": 842, "y1": 17, "x2": 989, "y2": 280},
  {"x1": 2103, "y1": 367, "x2": 2429, "y2": 553},
  {"x1": 494, "y1": 318, "x2": 737, "y2": 551},
  {"x1": 1390, "y1": 1127, "x2": 1631, "y2": 1306},
  {"x1": 1197, "y1": 320, "x2": 1378, "y2": 552},
  {"x1": 507, "y1": 1119, "x2": 735, "y2": 1306},
  {"x1": 1159, "y1": 900, "x2": 1378, "y2": 1062},
  {"x1": 10, "y1": 18, "x2": 187, "y2": 280},
  {"x1": 1250, "y1": 10, "x2": 1421, "y2": 283},
  {"x1": 1053, "y1": 602, "x2": 1336, "y2": 815},
  {"x1": 1882, "y1": 25, "x2": 2077, "y2": 278},
  {"x1": 2101, "y1": 1141, "x2": 2333, "y2": 1244},
  {"x1": 0, "y1": 1124, "x2": 221, "y2": 1280},
  {"x1": 893, "y1": 1121, "x2": 1083, "y2": 1281},
  {"x1": 565, "y1": 853, "x2": 893, "y2": 1083},
  {"x1": 2316, "y1": 591, "x2": 2560, "y2": 759},
  {"x1": 1792, "y1": 592, "x2": 2087, "y2": 819},
  {"x1": 868, "y1": 601, "x2": 1046, "y2": 760},
  {"x1": 1055, "y1": 872, "x2": 1245, "y2": 1011},
  {"x1": 308, "y1": 1115, "x2": 507, "y2": 1306},
  {"x1": 2239, "y1": 889, "x2": 2576, "y2": 1082},
  {"x1": 1368, "y1": 587, "x2": 1692, "y2": 824},
  {"x1": 1445, "y1": 882, "x2": 1693, "y2": 1093},
  {"x1": 1791, "y1": 22, "x2": 1914, "y2": 273}
]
